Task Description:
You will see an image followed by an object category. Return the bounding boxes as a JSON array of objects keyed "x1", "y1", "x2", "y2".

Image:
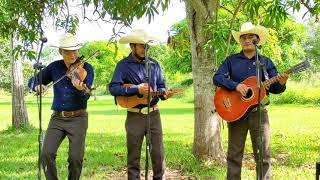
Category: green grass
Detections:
[{"x1": 0, "y1": 95, "x2": 319, "y2": 179}]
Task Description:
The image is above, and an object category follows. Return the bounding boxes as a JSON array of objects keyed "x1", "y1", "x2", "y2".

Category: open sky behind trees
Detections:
[{"x1": 43, "y1": 0, "x2": 186, "y2": 46}]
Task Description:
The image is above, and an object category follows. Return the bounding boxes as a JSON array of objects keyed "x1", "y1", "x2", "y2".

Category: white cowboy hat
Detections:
[
  {"x1": 119, "y1": 29, "x2": 159, "y2": 45},
  {"x1": 52, "y1": 33, "x2": 83, "y2": 50},
  {"x1": 232, "y1": 22, "x2": 269, "y2": 45}
]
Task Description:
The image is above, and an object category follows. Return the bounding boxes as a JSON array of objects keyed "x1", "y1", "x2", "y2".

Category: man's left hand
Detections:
[
  {"x1": 278, "y1": 73, "x2": 289, "y2": 85},
  {"x1": 71, "y1": 77, "x2": 85, "y2": 91}
]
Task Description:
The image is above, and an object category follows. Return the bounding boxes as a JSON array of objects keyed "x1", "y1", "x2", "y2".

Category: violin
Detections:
[
  {"x1": 43, "y1": 51, "x2": 99, "y2": 96},
  {"x1": 67, "y1": 56, "x2": 93, "y2": 95}
]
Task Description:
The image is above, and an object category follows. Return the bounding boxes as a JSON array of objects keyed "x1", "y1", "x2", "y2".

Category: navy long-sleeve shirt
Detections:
[
  {"x1": 28, "y1": 59, "x2": 94, "y2": 111},
  {"x1": 213, "y1": 51, "x2": 286, "y2": 95},
  {"x1": 109, "y1": 53, "x2": 167, "y2": 108}
]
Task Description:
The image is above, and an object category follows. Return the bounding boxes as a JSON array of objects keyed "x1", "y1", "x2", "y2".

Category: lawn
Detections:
[{"x1": 0, "y1": 95, "x2": 319, "y2": 179}]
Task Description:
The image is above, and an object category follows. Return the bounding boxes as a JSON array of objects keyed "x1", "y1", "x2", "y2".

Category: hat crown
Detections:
[
  {"x1": 119, "y1": 29, "x2": 158, "y2": 45},
  {"x1": 240, "y1": 22, "x2": 256, "y2": 32},
  {"x1": 58, "y1": 33, "x2": 81, "y2": 50},
  {"x1": 231, "y1": 21, "x2": 269, "y2": 45}
]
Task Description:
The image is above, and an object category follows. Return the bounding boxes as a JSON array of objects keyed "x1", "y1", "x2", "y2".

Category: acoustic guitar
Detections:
[
  {"x1": 116, "y1": 84, "x2": 181, "y2": 108},
  {"x1": 214, "y1": 60, "x2": 310, "y2": 122}
]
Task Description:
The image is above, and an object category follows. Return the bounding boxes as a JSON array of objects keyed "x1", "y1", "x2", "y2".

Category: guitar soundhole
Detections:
[{"x1": 243, "y1": 89, "x2": 253, "y2": 99}]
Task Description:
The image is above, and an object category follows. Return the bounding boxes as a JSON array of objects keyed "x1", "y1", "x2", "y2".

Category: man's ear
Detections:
[
  {"x1": 256, "y1": 35, "x2": 260, "y2": 43},
  {"x1": 129, "y1": 43, "x2": 136, "y2": 51}
]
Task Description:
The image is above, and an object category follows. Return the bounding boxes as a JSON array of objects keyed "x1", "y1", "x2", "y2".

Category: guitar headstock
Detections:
[{"x1": 287, "y1": 60, "x2": 311, "y2": 74}]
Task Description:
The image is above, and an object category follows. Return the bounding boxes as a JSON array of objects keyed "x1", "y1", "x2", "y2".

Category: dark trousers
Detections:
[
  {"x1": 125, "y1": 110, "x2": 165, "y2": 180},
  {"x1": 42, "y1": 112, "x2": 88, "y2": 180},
  {"x1": 227, "y1": 109, "x2": 270, "y2": 180}
]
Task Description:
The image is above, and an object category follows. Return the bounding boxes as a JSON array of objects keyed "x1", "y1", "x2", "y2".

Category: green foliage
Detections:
[
  {"x1": 270, "y1": 80, "x2": 320, "y2": 106},
  {"x1": 304, "y1": 19, "x2": 320, "y2": 73},
  {"x1": 79, "y1": 41, "x2": 129, "y2": 92},
  {"x1": 165, "y1": 20, "x2": 192, "y2": 74},
  {"x1": 260, "y1": 19, "x2": 308, "y2": 80},
  {"x1": 0, "y1": 38, "x2": 11, "y2": 91}
]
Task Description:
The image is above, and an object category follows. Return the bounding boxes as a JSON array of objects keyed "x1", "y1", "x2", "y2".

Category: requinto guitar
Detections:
[
  {"x1": 213, "y1": 60, "x2": 310, "y2": 122},
  {"x1": 116, "y1": 84, "x2": 182, "y2": 108}
]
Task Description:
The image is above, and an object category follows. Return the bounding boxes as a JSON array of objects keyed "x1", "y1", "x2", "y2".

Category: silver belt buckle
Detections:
[
  {"x1": 140, "y1": 107, "x2": 148, "y2": 114},
  {"x1": 61, "y1": 111, "x2": 66, "y2": 117}
]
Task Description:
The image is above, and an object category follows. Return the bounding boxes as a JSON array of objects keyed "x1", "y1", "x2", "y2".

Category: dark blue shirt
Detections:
[
  {"x1": 213, "y1": 51, "x2": 286, "y2": 94},
  {"x1": 28, "y1": 60, "x2": 94, "y2": 111},
  {"x1": 109, "y1": 53, "x2": 167, "y2": 108}
]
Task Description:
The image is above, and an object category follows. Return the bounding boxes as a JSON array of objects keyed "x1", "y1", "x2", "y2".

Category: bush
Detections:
[{"x1": 270, "y1": 80, "x2": 320, "y2": 106}]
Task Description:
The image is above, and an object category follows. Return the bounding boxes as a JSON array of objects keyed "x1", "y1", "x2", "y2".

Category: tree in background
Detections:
[{"x1": 80, "y1": 41, "x2": 129, "y2": 95}]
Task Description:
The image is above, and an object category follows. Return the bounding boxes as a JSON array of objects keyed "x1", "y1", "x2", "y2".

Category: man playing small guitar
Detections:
[
  {"x1": 213, "y1": 22, "x2": 288, "y2": 179},
  {"x1": 109, "y1": 29, "x2": 173, "y2": 179}
]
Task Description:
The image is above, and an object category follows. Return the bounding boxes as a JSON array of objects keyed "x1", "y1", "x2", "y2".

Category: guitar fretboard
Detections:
[
  {"x1": 263, "y1": 75, "x2": 285, "y2": 87},
  {"x1": 151, "y1": 91, "x2": 166, "y2": 96}
]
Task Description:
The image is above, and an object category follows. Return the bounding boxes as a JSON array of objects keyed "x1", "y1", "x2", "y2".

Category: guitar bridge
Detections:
[{"x1": 222, "y1": 97, "x2": 232, "y2": 111}]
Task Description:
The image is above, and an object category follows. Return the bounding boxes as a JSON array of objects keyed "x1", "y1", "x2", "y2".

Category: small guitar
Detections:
[
  {"x1": 116, "y1": 84, "x2": 182, "y2": 108},
  {"x1": 214, "y1": 60, "x2": 310, "y2": 122}
]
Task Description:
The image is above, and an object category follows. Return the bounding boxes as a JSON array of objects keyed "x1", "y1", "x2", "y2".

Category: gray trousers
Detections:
[
  {"x1": 42, "y1": 112, "x2": 88, "y2": 180},
  {"x1": 227, "y1": 109, "x2": 270, "y2": 180},
  {"x1": 125, "y1": 110, "x2": 165, "y2": 180}
]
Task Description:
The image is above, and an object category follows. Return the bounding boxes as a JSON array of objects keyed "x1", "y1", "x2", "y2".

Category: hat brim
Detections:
[
  {"x1": 232, "y1": 26, "x2": 269, "y2": 45},
  {"x1": 50, "y1": 44, "x2": 83, "y2": 50},
  {"x1": 119, "y1": 36, "x2": 159, "y2": 45}
]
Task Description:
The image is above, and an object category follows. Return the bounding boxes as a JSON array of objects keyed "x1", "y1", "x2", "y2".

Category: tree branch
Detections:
[
  {"x1": 224, "y1": 0, "x2": 245, "y2": 58},
  {"x1": 189, "y1": 0, "x2": 208, "y2": 19}
]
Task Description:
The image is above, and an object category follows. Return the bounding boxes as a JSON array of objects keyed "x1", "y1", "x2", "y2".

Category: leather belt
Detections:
[
  {"x1": 54, "y1": 109, "x2": 86, "y2": 117},
  {"x1": 127, "y1": 105, "x2": 158, "y2": 114}
]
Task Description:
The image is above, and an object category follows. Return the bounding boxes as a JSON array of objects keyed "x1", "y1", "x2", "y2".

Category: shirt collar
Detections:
[
  {"x1": 127, "y1": 52, "x2": 144, "y2": 63},
  {"x1": 237, "y1": 50, "x2": 262, "y2": 60}
]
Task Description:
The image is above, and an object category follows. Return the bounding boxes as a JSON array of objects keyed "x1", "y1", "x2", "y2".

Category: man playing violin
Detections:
[
  {"x1": 28, "y1": 33, "x2": 94, "y2": 180},
  {"x1": 213, "y1": 22, "x2": 288, "y2": 179},
  {"x1": 109, "y1": 29, "x2": 173, "y2": 180}
]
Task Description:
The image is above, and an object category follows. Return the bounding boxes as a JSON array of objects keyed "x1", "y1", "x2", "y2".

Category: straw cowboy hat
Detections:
[
  {"x1": 52, "y1": 33, "x2": 83, "y2": 50},
  {"x1": 119, "y1": 29, "x2": 159, "y2": 45},
  {"x1": 232, "y1": 22, "x2": 269, "y2": 45}
]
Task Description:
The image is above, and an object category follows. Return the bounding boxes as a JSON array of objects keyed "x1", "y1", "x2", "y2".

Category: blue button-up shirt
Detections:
[
  {"x1": 28, "y1": 60, "x2": 94, "y2": 111},
  {"x1": 109, "y1": 53, "x2": 167, "y2": 108},
  {"x1": 213, "y1": 51, "x2": 286, "y2": 94}
]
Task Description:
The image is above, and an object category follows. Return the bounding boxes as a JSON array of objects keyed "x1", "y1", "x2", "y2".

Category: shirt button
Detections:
[
  {"x1": 65, "y1": 87, "x2": 67, "y2": 89},
  {"x1": 62, "y1": 104, "x2": 65, "y2": 106}
]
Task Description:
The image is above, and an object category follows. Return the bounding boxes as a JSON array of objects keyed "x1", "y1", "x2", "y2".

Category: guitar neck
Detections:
[
  {"x1": 151, "y1": 90, "x2": 166, "y2": 96},
  {"x1": 263, "y1": 71, "x2": 291, "y2": 87}
]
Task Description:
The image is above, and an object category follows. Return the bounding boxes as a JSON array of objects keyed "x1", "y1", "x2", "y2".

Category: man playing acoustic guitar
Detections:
[
  {"x1": 213, "y1": 22, "x2": 288, "y2": 179},
  {"x1": 109, "y1": 29, "x2": 174, "y2": 180}
]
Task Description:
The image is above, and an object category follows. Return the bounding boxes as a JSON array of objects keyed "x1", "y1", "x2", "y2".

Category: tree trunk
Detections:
[
  {"x1": 11, "y1": 34, "x2": 29, "y2": 128},
  {"x1": 185, "y1": 0, "x2": 224, "y2": 162}
]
